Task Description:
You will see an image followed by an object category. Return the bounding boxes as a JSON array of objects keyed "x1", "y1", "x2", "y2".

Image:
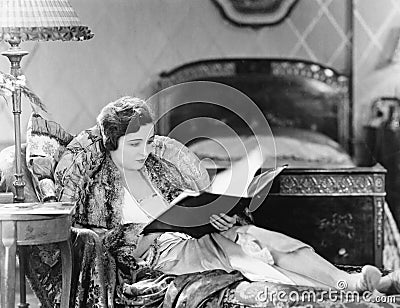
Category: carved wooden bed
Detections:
[{"x1": 152, "y1": 58, "x2": 389, "y2": 271}]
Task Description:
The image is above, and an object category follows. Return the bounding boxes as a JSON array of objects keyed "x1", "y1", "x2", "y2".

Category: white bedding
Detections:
[{"x1": 189, "y1": 128, "x2": 355, "y2": 169}]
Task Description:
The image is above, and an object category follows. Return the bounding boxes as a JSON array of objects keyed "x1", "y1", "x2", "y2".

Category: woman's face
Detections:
[{"x1": 110, "y1": 123, "x2": 155, "y2": 171}]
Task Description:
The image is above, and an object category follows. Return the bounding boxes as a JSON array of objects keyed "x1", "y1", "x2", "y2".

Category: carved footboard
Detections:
[{"x1": 254, "y1": 165, "x2": 386, "y2": 267}]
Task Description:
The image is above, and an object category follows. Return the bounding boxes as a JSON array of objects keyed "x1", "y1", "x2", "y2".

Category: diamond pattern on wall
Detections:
[
  {"x1": 289, "y1": 0, "x2": 322, "y2": 33},
  {"x1": 353, "y1": 0, "x2": 400, "y2": 139},
  {"x1": 305, "y1": 14, "x2": 344, "y2": 61},
  {"x1": 354, "y1": 0, "x2": 400, "y2": 68},
  {"x1": 356, "y1": 0, "x2": 396, "y2": 35},
  {"x1": 0, "y1": 0, "x2": 351, "y2": 150},
  {"x1": 288, "y1": 0, "x2": 351, "y2": 71}
]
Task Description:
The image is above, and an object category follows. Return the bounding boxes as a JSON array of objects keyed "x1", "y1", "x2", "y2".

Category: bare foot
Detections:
[{"x1": 355, "y1": 265, "x2": 382, "y2": 292}]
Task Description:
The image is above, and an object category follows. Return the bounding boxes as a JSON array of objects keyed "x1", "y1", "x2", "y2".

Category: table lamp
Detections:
[{"x1": 0, "y1": 0, "x2": 93, "y2": 202}]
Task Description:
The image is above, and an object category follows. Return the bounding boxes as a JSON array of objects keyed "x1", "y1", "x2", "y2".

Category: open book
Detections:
[{"x1": 142, "y1": 148, "x2": 288, "y2": 238}]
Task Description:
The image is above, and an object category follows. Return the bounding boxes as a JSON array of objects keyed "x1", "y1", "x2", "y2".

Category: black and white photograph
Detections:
[{"x1": 1, "y1": 1, "x2": 400, "y2": 307}]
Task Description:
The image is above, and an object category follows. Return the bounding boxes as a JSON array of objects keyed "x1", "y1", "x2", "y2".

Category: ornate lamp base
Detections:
[{"x1": 1, "y1": 39, "x2": 29, "y2": 203}]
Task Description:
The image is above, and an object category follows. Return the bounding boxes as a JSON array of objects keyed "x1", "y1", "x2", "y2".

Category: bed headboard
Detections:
[{"x1": 154, "y1": 58, "x2": 351, "y2": 153}]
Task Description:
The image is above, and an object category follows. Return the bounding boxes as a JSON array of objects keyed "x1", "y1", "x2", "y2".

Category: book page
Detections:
[
  {"x1": 170, "y1": 189, "x2": 201, "y2": 206},
  {"x1": 246, "y1": 164, "x2": 288, "y2": 196},
  {"x1": 139, "y1": 195, "x2": 172, "y2": 219},
  {"x1": 208, "y1": 147, "x2": 264, "y2": 197},
  {"x1": 145, "y1": 189, "x2": 203, "y2": 223}
]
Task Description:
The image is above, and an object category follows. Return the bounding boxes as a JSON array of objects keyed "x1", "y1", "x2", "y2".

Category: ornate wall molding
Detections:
[{"x1": 212, "y1": 0, "x2": 299, "y2": 27}]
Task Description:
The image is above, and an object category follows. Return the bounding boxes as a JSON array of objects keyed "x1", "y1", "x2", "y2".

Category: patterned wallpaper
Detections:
[
  {"x1": 353, "y1": 0, "x2": 400, "y2": 139},
  {"x1": 0, "y1": 0, "x2": 351, "y2": 150}
]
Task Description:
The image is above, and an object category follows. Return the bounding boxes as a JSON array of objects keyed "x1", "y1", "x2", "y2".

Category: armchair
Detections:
[{"x1": 0, "y1": 144, "x2": 39, "y2": 203}]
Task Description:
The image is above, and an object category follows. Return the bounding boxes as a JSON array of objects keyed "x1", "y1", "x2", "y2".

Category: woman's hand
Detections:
[{"x1": 210, "y1": 213, "x2": 237, "y2": 232}]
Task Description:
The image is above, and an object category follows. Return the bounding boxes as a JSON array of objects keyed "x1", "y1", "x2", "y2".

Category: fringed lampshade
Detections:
[
  {"x1": 0, "y1": 0, "x2": 93, "y2": 42},
  {"x1": 0, "y1": 0, "x2": 93, "y2": 206}
]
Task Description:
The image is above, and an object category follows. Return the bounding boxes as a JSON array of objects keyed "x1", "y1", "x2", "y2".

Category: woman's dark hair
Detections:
[{"x1": 97, "y1": 96, "x2": 154, "y2": 151}]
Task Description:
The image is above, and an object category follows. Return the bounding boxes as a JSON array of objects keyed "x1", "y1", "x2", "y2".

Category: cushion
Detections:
[
  {"x1": 153, "y1": 136, "x2": 210, "y2": 191},
  {"x1": 25, "y1": 113, "x2": 74, "y2": 202},
  {"x1": 54, "y1": 126, "x2": 105, "y2": 204},
  {"x1": 0, "y1": 144, "x2": 39, "y2": 202}
]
